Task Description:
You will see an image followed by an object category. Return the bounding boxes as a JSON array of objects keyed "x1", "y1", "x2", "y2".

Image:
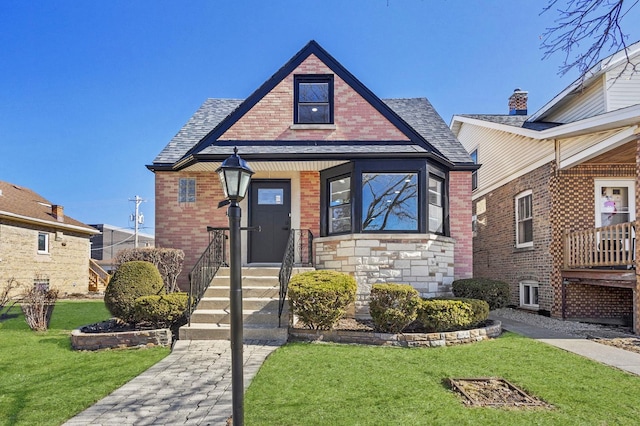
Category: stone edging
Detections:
[
  {"x1": 288, "y1": 320, "x2": 502, "y2": 347},
  {"x1": 71, "y1": 327, "x2": 172, "y2": 351}
]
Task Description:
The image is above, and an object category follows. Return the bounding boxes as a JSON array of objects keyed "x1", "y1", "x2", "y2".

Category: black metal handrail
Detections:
[
  {"x1": 278, "y1": 229, "x2": 313, "y2": 326},
  {"x1": 187, "y1": 230, "x2": 227, "y2": 325}
]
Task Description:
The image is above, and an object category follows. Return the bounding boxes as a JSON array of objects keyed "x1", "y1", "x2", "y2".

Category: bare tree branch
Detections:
[{"x1": 541, "y1": 0, "x2": 638, "y2": 81}]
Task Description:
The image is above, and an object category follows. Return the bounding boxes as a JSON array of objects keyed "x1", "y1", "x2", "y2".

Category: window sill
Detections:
[
  {"x1": 290, "y1": 124, "x2": 336, "y2": 130},
  {"x1": 513, "y1": 245, "x2": 535, "y2": 253}
]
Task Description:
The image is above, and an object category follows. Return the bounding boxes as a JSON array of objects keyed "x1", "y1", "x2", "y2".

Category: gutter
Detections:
[{"x1": 0, "y1": 211, "x2": 100, "y2": 235}]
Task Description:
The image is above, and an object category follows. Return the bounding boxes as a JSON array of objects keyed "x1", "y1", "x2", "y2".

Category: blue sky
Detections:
[{"x1": 2, "y1": 0, "x2": 639, "y2": 235}]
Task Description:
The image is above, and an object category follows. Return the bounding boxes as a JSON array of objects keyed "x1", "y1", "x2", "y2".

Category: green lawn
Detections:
[
  {"x1": 0, "y1": 300, "x2": 169, "y2": 426},
  {"x1": 246, "y1": 334, "x2": 640, "y2": 425}
]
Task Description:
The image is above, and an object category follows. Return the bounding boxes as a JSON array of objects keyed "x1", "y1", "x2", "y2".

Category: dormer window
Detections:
[{"x1": 294, "y1": 75, "x2": 333, "y2": 124}]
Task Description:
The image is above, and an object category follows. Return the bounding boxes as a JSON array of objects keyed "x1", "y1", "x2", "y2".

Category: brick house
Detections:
[
  {"x1": 148, "y1": 41, "x2": 476, "y2": 316},
  {"x1": 0, "y1": 180, "x2": 99, "y2": 295},
  {"x1": 451, "y1": 41, "x2": 640, "y2": 331}
]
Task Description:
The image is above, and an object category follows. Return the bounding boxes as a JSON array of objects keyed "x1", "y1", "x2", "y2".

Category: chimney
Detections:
[
  {"x1": 52, "y1": 205, "x2": 64, "y2": 222},
  {"x1": 508, "y1": 89, "x2": 528, "y2": 115}
]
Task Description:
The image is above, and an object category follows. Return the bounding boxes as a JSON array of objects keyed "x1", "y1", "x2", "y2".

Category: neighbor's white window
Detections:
[
  {"x1": 178, "y1": 178, "x2": 196, "y2": 203},
  {"x1": 519, "y1": 280, "x2": 539, "y2": 309},
  {"x1": 37, "y1": 232, "x2": 49, "y2": 254},
  {"x1": 515, "y1": 190, "x2": 533, "y2": 248}
]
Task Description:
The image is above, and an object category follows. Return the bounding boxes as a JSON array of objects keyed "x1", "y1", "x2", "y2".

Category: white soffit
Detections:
[
  {"x1": 182, "y1": 160, "x2": 348, "y2": 172},
  {"x1": 559, "y1": 125, "x2": 639, "y2": 169}
]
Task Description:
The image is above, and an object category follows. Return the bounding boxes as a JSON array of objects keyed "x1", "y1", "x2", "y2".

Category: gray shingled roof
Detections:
[
  {"x1": 153, "y1": 97, "x2": 472, "y2": 166},
  {"x1": 384, "y1": 98, "x2": 472, "y2": 163},
  {"x1": 458, "y1": 114, "x2": 562, "y2": 131},
  {"x1": 153, "y1": 99, "x2": 243, "y2": 164}
]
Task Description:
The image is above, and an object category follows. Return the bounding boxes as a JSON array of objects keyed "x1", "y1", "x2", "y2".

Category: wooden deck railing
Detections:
[
  {"x1": 89, "y1": 259, "x2": 111, "y2": 292},
  {"x1": 564, "y1": 221, "x2": 636, "y2": 269}
]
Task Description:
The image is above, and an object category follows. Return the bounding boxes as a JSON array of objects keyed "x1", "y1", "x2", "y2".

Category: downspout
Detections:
[
  {"x1": 635, "y1": 136, "x2": 640, "y2": 334},
  {"x1": 554, "y1": 138, "x2": 560, "y2": 175}
]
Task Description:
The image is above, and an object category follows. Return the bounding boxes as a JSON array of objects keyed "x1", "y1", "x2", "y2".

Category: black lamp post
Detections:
[{"x1": 216, "y1": 147, "x2": 254, "y2": 426}]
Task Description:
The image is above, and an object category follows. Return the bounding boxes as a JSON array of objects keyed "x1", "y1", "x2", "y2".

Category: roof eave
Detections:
[{"x1": 0, "y1": 211, "x2": 100, "y2": 235}]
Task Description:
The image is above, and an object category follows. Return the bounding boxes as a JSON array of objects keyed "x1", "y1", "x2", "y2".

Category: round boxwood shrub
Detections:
[
  {"x1": 288, "y1": 270, "x2": 357, "y2": 330},
  {"x1": 369, "y1": 283, "x2": 421, "y2": 333},
  {"x1": 418, "y1": 299, "x2": 474, "y2": 332},
  {"x1": 133, "y1": 292, "x2": 189, "y2": 328},
  {"x1": 430, "y1": 297, "x2": 490, "y2": 328},
  {"x1": 104, "y1": 261, "x2": 165, "y2": 323},
  {"x1": 451, "y1": 278, "x2": 510, "y2": 310}
]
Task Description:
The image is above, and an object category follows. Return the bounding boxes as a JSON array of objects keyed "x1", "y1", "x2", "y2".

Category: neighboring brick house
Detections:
[
  {"x1": 451, "y1": 41, "x2": 640, "y2": 331},
  {"x1": 0, "y1": 180, "x2": 99, "y2": 295},
  {"x1": 148, "y1": 41, "x2": 476, "y2": 316}
]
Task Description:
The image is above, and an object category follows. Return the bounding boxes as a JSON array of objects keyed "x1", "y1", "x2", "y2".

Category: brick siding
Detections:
[
  {"x1": 473, "y1": 160, "x2": 636, "y2": 321},
  {"x1": 449, "y1": 171, "x2": 473, "y2": 280},
  {"x1": 220, "y1": 54, "x2": 408, "y2": 142},
  {"x1": 473, "y1": 163, "x2": 554, "y2": 311}
]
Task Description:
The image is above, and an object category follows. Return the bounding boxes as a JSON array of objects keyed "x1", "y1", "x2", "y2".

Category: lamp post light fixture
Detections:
[{"x1": 216, "y1": 147, "x2": 254, "y2": 426}]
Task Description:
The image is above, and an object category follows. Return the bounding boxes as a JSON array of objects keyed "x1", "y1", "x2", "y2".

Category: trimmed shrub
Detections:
[
  {"x1": 369, "y1": 284, "x2": 421, "y2": 333},
  {"x1": 288, "y1": 270, "x2": 357, "y2": 330},
  {"x1": 104, "y1": 261, "x2": 165, "y2": 323},
  {"x1": 114, "y1": 248, "x2": 185, "y2": 293},
  {"x1": 431, "y1": 297, "x2": 490, "y2": 328},
  {"x1": 452, "y1": 278, "x2": 510, "y2": 310},
  {"x1": 133, "y1": 292, "x2": 189, "y2": 328},
  {"x1": 418, "y1": 299, "x2": 474, "y2": 332}
]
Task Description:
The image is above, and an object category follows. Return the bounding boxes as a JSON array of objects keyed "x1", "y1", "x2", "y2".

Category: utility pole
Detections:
[{"x1": 129, "y1": 195, "x2": 145, "y2": 248}]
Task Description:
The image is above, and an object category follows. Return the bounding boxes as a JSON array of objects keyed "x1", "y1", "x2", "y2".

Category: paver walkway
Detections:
[{"x1": 64, "y1": 340, "x2": 281, "y2": 426}]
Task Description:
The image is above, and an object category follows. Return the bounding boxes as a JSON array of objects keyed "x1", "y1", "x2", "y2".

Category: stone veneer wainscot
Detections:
[{"x1": 314, "y1": 233, "x2": 455, "y2": 317}]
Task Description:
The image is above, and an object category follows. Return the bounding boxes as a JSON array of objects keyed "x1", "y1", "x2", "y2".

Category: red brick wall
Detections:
[
  {"x1": 220, "y1": 54, "x2": 408, "y2": 142},
  {"x1": 550, "y1": 163, "x2": 635, "y2": 318},
  {"x1": 474, "y1": 160, "x2": 635, "y2": 319},
  {"x1": 564, "y1": 284, "x2": 632, "y2": 322},
  {"x1": 155, "y1": 171, "x2": 228, "y2": 290},
  {"x1": 449, "y1": 171, "x2": 473, "y2": 279},
  {"x1": 300, "y1": 171, "x2": 320, "y2": 237},
  {"x1": 473, "y1": 163, "x2": 554, "y2": 310}
]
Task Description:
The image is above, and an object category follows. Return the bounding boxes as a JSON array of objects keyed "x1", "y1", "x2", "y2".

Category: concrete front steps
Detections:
[{"x1": 179, "y1": 266, "x2": 313, "y2": 343}]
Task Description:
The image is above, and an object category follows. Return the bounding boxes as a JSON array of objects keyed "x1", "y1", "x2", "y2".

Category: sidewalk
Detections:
[
  {"x1": 64, "y1": 340, "x2": 281, "y2": 426},
  {"x1": 490, "y1": 312, "x2": 640, "y2": 376}
]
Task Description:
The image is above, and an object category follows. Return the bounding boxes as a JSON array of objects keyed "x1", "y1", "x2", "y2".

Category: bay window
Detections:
[{"x1": 320, "y1": 160, "x2": 447, "y2": 236}]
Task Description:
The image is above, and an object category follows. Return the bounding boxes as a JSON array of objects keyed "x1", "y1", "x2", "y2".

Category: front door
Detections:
[{"x1": 249, "y1": 180, "x2": 291, "y2": 263}]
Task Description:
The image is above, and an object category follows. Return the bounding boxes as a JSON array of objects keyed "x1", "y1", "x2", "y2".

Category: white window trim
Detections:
[
  {"x1": 515, "y1": 190, "x2": 533, "y2": 248},
  {"x1": 37, "y1": 232, "x2": 49, "y2": 254},
  {"x1": 519, "y1": 280, "x2": 539, "y2": 309},
  {"x1": 594, "y1": 179, "x2": 635, "y2": 227}
]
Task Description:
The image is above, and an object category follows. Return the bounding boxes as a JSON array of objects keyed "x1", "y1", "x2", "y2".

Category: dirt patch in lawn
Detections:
[{"x1": 448, "y1": 378, "x2": 553, "y2": 409}]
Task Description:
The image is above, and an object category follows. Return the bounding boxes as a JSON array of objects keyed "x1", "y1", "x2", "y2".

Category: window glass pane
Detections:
[
  {"x1": 258, "y1": 188, "x2": 284, "y2": 205},
  {"x1": 179, "y1": 178, "x2": 196, "y2": 203},
  {"x1": 329, "y1": 177, "x2": 351, "y2": 233},
  {"x1": 298, "y1": 104, "x2": 330, "y2": 123},
  {"x1": 429, "y1": 176, "x2": 444, "y2": 233},
  {"x1": 38, "y1": 233, "x2": 47, "y2": 252},
  {"x1": 362, "y1": 173, "x2": 418, "y2": 231},
  {"x1": 330, "y1": 205, "x2": 351, "y2": 233},
  {"x1": 299, "y1": 82, "x2": 328, "y2": 102},
  {"x1": 516, "y1": 193, "x2": 533, "y2": 245},
  {"x1": 330, "y1": 178, "x2": 350, "y2": 205}
]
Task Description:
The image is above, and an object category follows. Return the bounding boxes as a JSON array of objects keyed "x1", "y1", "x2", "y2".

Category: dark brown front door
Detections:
[{"x1": 249, "y1": 180, "x2": 291, "y2": 263}]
